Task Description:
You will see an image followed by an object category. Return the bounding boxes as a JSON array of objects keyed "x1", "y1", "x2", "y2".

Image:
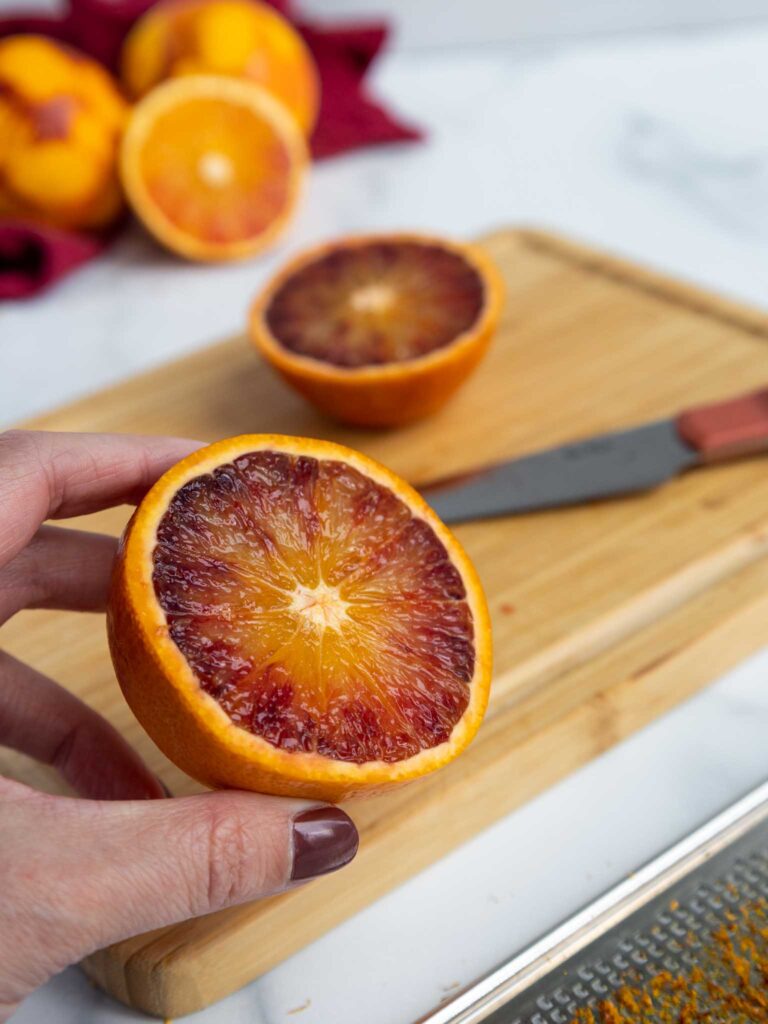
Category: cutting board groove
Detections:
[{"x1": 4, "y1": 228, "x2": 768, "y2": 1017}]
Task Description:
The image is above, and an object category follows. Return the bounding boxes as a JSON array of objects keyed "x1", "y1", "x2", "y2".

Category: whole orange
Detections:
[
  {"x1": 121, "y1": 0, "x2": 320, "y2": 136},
  {"x1": 0, "y1": 35, "x2": 127, "y2": 231}
]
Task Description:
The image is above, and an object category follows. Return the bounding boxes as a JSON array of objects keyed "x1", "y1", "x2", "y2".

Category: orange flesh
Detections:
[
  {"x1": 138, "y1": 95, "x2": 293, "y2": 244},
  {"x1": 152, "y1": 451, "x2": 475, "y2": 764},
  {"x1": 265, "y1": 242, "x2": 486, "y2": 367}
]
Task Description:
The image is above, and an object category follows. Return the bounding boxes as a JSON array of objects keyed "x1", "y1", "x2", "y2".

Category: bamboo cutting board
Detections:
[{"x1": 4, "y1": 229, "x2": 768, "y2": 1018}]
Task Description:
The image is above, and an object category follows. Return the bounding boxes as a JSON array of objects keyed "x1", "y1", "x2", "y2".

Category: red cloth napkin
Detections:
[{"x1": 0, "y1": 0, "x2": 422, "y2": 299}]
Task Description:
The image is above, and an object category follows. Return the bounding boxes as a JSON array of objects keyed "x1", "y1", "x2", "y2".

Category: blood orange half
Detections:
[
  {"x1": 120, "y1": 75, "x2": 307, "y2": 262},
  {"x1": 249, "y1": 234, "x2": 505, "y2": 427},
  {"x1": 108, "y1": 436, "x2": 492, "y2": 801}
]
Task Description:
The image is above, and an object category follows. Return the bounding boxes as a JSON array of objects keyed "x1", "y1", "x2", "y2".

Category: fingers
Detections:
[
  {"x1": 0, "y1": 525, "x2": 117, "y2": 622},
  {"x1": 0, "y1": 652, "x2": 164, "y2": 800},
  {"x1": 0, "y1": 430, "x2": 201, "y2": 565},
  {"x1": 0, "y1": 782, "x2": 358, "y2": 1000}
]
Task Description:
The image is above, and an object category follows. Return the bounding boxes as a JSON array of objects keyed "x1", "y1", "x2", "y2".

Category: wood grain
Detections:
[{"x1": 3, "y1": 229, "x2": 768, "y2": 1017}]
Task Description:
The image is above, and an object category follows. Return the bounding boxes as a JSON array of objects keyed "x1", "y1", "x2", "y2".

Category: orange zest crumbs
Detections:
[{"x1": 569, "y1": 898, "x2": 768, "y2": 1023}]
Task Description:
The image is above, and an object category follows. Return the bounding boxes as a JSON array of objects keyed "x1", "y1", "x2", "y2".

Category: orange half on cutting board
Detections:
[
  {"x1": 108, "y1": 435, "x2": 492, "y2": 802},
  {"x1": 249, "y1": 234, "x2": 505, "y2": 427},
  {"x1": 120, "y1": 75, "x2": 307, "y2": 261}
]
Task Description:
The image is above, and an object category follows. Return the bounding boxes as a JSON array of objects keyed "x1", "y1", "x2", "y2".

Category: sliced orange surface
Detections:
[
  {"x1": 108, "y1": 436, "x2": 492, "y2": 801},
  {"x1": 120, "y1": 75, "x2": 307, "y2": 261},
  {"x1": 122, "y1": 0, "x2": 319, "y2": 136},
  {"x1": 249, "y1": 234, "x2": 505, "y2": 427}
]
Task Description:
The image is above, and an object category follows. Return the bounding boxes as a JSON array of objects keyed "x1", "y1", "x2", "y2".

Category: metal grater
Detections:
[{"x1": 416, "y1": 781, "x2": 768, "y2": 1024}]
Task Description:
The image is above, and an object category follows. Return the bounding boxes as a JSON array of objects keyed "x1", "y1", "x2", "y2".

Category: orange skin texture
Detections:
[
  {"x1": 119, "y1": 75, "x2": 308, "y2": 262},
  {"x1": 0, "y1": 35, "x2": 127, "y2": 231},
  {"x1": 107, "y1": 435, "x2": 492, "y2": 802},
  {"x1": 249, "y1": 235, "x2": 506, "y2": 428},
  {"x1": 121, "y1": 0, "x2": 320, "y2": 136}
]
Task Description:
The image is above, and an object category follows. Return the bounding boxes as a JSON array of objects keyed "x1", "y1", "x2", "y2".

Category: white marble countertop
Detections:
[{"x1": 5, "y1": 11, "x2": 768, "y2": 1024}]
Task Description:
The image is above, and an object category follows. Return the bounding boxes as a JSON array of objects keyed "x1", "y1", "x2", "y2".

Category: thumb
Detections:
[
  {"x1": 68, "y1": 790, "x2": 359, "y2": 948},
  {"x1": 1, "y1": 781, "x2": 358, "y2": 993},
  {"x1": 76, "y1": 786, "x2": 360, "y2": 937}
]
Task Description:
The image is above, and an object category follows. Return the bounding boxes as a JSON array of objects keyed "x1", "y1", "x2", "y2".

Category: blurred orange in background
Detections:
[
  {"x1": 118, "y1": 0, "x2": 319, "y2": 260},
  {"x1": 0, "y1": 35, "x2": 126, "y2": 231},
  {"x1": 121, "y1": 74, "x2": 308, "y2": 261},
  {"x1": 0, "y1": 2, "x2": 320, "y2": 260},
  {"x1": 0, "y1": 0, "x2": 419, "y2": 293},
  {"x1": 121, "y1": 0, "x2": 319, "y2": 136}
]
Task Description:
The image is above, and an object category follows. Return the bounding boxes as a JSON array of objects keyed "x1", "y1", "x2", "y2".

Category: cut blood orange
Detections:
[
  {"x1": 108, "y1": 436, "x2": 491, "y2": 801},
  {"x1": 120, "y1": 75, "x2": 307, "y2": 261},
  {"x1": 249, "y1": 234, "x2": 504, "y2": 427}
]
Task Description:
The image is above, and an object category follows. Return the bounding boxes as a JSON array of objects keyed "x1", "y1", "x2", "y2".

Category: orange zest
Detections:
[
  {"x1": 120, "y1": 75, "x2": 307, "y2": 262},
  {"x1": 108, "y1": 435, "x2": 492, "y2": 802},
  {"x1": 121, "y1": 0, "x2": 320, "y2": 136},
  {"x1": 249, "y1": 234, "x2": 505, "y2": 427}
]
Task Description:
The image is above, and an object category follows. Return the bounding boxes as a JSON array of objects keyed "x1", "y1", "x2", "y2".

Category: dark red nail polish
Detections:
[{"x1": 291, "y1": 807, "x2": 359, "y2": 882}]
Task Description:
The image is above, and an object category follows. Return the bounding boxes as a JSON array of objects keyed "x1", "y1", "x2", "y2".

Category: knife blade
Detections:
[{"x1": 420, "y1": 387, "x2": 768, "y2": 525}]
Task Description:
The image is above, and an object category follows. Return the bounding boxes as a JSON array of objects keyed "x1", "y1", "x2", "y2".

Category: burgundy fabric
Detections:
[
  {"x1": 300, "y1": 22, "x2": 421, "y2": 159},
  {"x1": 0, "y1": 222, "x2": 106, "y2": 299},
  {"x1": 0, "y1": 0, "x2": 422, "y2": 299}
]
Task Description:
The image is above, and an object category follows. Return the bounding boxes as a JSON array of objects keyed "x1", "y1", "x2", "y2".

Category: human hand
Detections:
[{"x1": 0, "y1": 431, "x2": 358, "y2": 1021}]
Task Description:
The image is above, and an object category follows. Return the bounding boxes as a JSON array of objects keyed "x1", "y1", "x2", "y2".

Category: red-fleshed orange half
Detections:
[
  {"x1": 108, "y1": 435, "x2": 492, "y2": 801},
  {"x1": 249, "y1": 234, "x2": 505, "y2": 427}
]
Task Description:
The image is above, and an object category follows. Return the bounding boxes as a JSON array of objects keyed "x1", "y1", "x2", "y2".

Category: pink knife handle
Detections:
[{"x1": 677, "y1": 388, "x2": 768, "y2": 459}]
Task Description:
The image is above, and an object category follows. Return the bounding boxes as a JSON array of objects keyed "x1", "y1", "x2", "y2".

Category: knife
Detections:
[{"x1": 420, "y1": 387, "x2": 768, "y2": 525}]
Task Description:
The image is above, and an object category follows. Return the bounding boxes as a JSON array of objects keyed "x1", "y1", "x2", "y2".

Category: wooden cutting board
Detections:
[{"x1": 4, "y1": 229, "x2": 768, "y2": 1018}]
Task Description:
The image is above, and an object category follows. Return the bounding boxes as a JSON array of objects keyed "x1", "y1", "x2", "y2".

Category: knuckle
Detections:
[{"x1": 201, "y1": 805, "x2": 253, "y2": 912}]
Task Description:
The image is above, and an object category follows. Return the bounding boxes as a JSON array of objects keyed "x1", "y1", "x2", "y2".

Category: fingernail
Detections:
[{"x1": 291, "y1": 807, "x2": 359, "y2": 882}]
